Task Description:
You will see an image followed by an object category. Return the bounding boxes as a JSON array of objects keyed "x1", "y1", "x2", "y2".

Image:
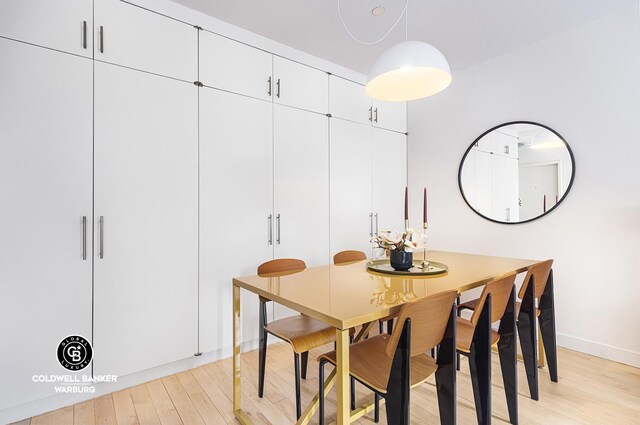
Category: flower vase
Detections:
[{"x1": 390, "y1": 250, "x2": 413, "y2": 271}]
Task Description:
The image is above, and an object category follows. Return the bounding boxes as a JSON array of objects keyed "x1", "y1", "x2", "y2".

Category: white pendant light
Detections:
[
  {"x1": 339, "y1": 0, "x2": 451, "y2": 102},
  {"x1": 365, "y1": 40, "x2": 451, "y2": 102}
]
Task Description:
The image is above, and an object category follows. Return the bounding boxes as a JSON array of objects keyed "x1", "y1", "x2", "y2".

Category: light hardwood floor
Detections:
[{"x1": 14, "y1": 341, "x2": 640, "y2": 425}]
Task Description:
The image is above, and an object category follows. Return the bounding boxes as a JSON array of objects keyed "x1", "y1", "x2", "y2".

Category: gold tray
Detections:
[{"x1": 366, "y1": 259, "x2": 449, "y2": 276}]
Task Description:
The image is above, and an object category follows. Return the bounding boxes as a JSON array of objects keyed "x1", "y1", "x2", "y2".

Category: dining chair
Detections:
[
  {"x1": 257, "y1": 258, "x2": 338, "y2": 419},
  {"x1": 459, "y1": 259, "x2": 557, "y2": 401},
  {"x1": 317, "y1": 290, "x2": 459, "y2": 425},
  {"x1": 333, "y1": 249, "x2": 367, "y2": 264},
  {"x1": 456, "y1": 273, "x2": 519, "y2": 425}
]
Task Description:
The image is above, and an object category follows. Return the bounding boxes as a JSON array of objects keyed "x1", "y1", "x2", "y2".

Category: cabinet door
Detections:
[
  {"x1": 94, "y1": 0, "x2": 197, "y2": 82},
  {"x1": 372, "y1": 99, "x2": 407, "y2": 133},
  {"x1": 372, "y1": 129, "x2": 407, "y2": 234},
  {"x1": 460, "y1": 150, "x2": 477, "y2": 207},
  {"x1": 273, "y1": 106, "x2": 329, "y2": 319},
  {"x1": 492, "y1": 155, "x2": 520, "y2": 222},
  {"x1": 0, "y1": 39, "x2": 93, "y2": 410},
  {"x1": 199, "y1": 88, "x2": 274, "y2": 353},
  {"x1": 329, "y1": 76, "x2": 371, "y2": 125},
  {"x1": 94, "y1": 63, "x2": 198, "y2": 378},
  {"x1": 200, "y1": 31, "x2": 273, "y2": 101},
  {"x1": 330, "y1": 118, "x2": 373, "y2": 257},
  {"x1": 474, "y1": 150, "x2": 493, "y2": 217},
  {"x1": 0, "y1": 0, "x2": 92, "y2": 58},
  {"x1": 273, "y1": 56, "x2": 328, "y2": 114},
  {"x1": 492, "y1": 130, "x2": 518, "y2": 159}
]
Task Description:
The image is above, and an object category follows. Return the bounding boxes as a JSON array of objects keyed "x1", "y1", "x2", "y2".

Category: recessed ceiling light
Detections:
[{"x1": 371, "y1": 6, "x2": 385, "y2": 16}]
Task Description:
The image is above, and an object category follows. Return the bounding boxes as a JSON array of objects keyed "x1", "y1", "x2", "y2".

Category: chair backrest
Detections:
[
  {"x1": 257, "y1": 258, "x2": 306, "y2": 276},
  {"x1": 470, "y1": 272, "x2": 517, "y2": 325},
  {"x1": 518, "y1": 259, "x2": 554, "y2": 300},
  {"x1": 333, "y1": 250, "x2": 367, "y2": 264},
  {"x1": 385, "y1": 290, "x2": 458, "y2": 358}
]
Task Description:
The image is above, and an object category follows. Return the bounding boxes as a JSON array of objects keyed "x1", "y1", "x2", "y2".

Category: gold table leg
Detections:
[
  {"x1": 336, "y1": 328, "x2": 351, "y2": 424},
  {"x1": 233, "y1": 284, "x2": 253, "y2": 424}
]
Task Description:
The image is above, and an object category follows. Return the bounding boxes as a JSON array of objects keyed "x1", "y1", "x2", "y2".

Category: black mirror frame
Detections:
[{"x1": 458, "y1": 121, "x2": 576, "y2": 225}]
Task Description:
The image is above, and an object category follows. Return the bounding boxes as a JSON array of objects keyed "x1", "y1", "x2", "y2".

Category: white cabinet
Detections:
[
  {"x1": 200, "y1": 31, "x2": 273, "y2": 101},
  {"x1": 0, "y1": 39, "x2": 93, "y2": 410},
  {"x1": 475, "y1": 133, "x2": 492, "y2": 153},
  {"x1": 0, "y1": 0, "x2": 93, "y2": 58},
  {"x1": 273, "y1": 56, "x2": 328, "y2": 114},
  {"x1": 492, "y1": 155, "x2": 520, "y2": 222},
  {"x1": 372, "y1": 99, "x2": 407, "y2": 133},
  {"x1": 94, "y1": 0, "x2": 197, "y2": 82},
  {"x1": 492, "y1": 130, "x2": 518, "y2": 159},
  {"x1": 93, "y1": 63, "x2": 198, "y2": 377},
  {"x1": 460, "y1": 149, "x2": 477, "y2": 207},
  {"x1": 329, "y1": 76, "x2": 371, "y2": 125},
  {"x1": 199, "y1": 88, "x2": 274, "y2": 353},
  {"x1": 372, "y1": 128, "x2": 407, "y2": 233},
  {"x1": 474, "y1": 150, "x2": 493, "y2": 216}
]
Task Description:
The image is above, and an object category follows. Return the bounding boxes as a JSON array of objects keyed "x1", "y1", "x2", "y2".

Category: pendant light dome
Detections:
[{"x1": 365, "y1": 40, "x2": 452, "y2": 102}]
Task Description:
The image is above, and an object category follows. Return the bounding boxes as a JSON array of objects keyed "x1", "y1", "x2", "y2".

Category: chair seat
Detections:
[
  {"x1": 265, "y1": 315, "x2": 337, "y2": 353},
  {"x1": 456, "y1": 317, "x2": 500, "y2": 353},
  {"x1": 459, "y1": 298, "x2": 540, "y2": 317},
  {"x1": 317, "y1": 334, "x2": 437, "y2": 394}
]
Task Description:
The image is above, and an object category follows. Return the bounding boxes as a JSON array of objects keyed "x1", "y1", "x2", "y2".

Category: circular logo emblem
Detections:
[{"x1": 57, "y1": 335, "x2": 93, "y2": 371}]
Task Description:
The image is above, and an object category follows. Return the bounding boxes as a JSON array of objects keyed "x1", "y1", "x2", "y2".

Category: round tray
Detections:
[{"x1": 366, "y1": 259, "x2": 449, "y2": 276}]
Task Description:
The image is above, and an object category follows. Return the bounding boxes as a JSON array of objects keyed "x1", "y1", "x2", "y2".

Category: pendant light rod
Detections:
[{"x1": 338, "y1": 0, "x2": 408, "y2": 45}]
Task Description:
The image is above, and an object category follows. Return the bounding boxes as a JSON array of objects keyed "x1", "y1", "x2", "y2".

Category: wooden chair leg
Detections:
[
  {"x1": 538, "y1": 270, "x2": 558, "y2": 383},
  {"x1": 318, "y1": 359, "x2": 327, "y2": 425},
  {"x1": 258, "y1": 301, "x2": 268, "y2": 398},
  {"x1": 294, "y1": 353, "x2": 302, "y2": 419},
  {"x1": 468, "y1": 295, "x2": 492, "y2": 425},
  {"x1": 498, "y1": 286, "x2": 518, "y2": 425},
  {"x1": 301, "y1": 351, "x2": 309, "y2": 380},
  {"x1": 518, "y1": 276, "x2": 539, "y2": 400},
  {"x1": 435, "y1": 305, "x2": 457, "y2": 425}
]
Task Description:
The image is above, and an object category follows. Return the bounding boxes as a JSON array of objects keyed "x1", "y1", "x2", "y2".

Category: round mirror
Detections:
[{"x1": 458, "y1": 121, "x2": 575, "y2": 224}]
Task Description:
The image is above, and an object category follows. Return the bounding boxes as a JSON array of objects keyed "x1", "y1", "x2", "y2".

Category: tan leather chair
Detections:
[
  {"x1": 317, "y1": 290, "x2": 459, "y2": 425},
  {"x1": 459, "y1": 259, "x2": 557, "y2": 401}
]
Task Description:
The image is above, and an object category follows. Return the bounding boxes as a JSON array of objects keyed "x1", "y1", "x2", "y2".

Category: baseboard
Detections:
[
  {"x1": 557, "y1": 333, "x2": 640, "y2": 368},
  {"x1": 0, "y1": 338, "x2": 262, "y2": 424}
]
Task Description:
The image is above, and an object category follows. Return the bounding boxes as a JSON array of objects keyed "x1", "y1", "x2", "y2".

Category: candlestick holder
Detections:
[{"x1": 420, "y1": 223, "x2": 429, "y2": 270}]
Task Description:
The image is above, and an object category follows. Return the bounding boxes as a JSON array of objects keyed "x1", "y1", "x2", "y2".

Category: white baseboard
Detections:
[
  {"x1": 0, "y1": 338, "x2": 262, "y2": 424},
  {"x1": 557, "y1": 333, "x2": 640, "y2": 368}
]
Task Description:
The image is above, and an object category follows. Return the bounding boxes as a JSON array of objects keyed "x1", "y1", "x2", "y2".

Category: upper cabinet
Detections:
[
  {"x1": 273, "y1": 56, "x2": 328, "y2": 114},
  {"x1": 94, "y1": 0, "x2": 197, "y2": 82},
  {"x1": 329, "y1": 76, "x2": 407, "y2": 133},
  {"x1": 372, "y1": 99, "x2": 407, "y2": 133},
  {"x1": 200, "y1": 31, "x2": 273, "y2": 101},
  {"x1": 329, "y1": 75, "x2": 371, "y2": 125},
  {"x1": 0, "y1": 0, "x2": 93, "y2": 58}
]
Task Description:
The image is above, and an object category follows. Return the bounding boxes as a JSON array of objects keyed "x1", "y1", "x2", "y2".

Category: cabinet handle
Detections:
[
  {"x1": 82, "y1": 216, "x2": 87, "y2": 260},
  {"x1": 267, "y1": 77, "x2": 272, "y2": 96},
  {"x1": 374, "y1": 107, "x2": 378, "y2": 123},
  {"x1": 374, "y1": 213, "x2": 379, "y2": 235},
  {"x1": 505, "y1": 208, "x2": 511, "y2": 222},
  {"x1": 276, "y1": 214, "x2": 281, "y2": 244},
  {"x1": 504, "y1": 145, "x2": 510, "y2": 155},
  {"x1": 99, "y1": 26, "x2": 104, "y2": 53},
  {"x1": 268, "y1": 214, "x2": 273, "y2": 245},
  {"x1": 369, "y1": 213, "x2": 373, "y2": 237},
  {"x1": 369, "y1": 107, "x2": 373, "y2": 122},
  {"x1": 98, "y1": 216, "x2": 104, "y2": 259},
  {"x1": 82, "y1": 21, "x2": 87, "y2": 49},
  {"x1": 276, "y1": 78, "x2": 281, "y2": 98}
]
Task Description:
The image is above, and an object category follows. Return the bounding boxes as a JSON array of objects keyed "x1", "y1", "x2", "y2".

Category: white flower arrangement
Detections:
[{"x1": 371, "y1": 228, "x2": 420, "y2": 253}]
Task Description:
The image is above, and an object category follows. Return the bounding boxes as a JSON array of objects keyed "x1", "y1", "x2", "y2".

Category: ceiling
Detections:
[{"x1": 171, "y1": 0, "x2": 636, "y2": 74}]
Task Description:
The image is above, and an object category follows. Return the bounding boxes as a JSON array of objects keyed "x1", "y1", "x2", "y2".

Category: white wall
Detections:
[{"x1": 408, "y1": 6, "x2": 640, "y2": 367}]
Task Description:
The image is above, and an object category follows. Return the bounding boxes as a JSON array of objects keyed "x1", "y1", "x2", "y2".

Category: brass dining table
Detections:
[{"x1": 231, "y1": 250, "x2": 543, "y2": 425}]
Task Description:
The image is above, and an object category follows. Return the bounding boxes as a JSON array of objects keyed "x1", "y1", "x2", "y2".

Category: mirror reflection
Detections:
[{"x1": 459, "y1": 122, "x2": 575, "y2": 223}]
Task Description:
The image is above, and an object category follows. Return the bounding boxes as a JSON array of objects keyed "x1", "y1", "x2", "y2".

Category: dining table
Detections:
[{"x1": 231, "y1": 250, "x2": 544, "y2": 425}]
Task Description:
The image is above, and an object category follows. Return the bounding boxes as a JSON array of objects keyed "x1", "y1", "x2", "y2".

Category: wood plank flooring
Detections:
[{"x1": 15, "y1": 341, "x2": 640, "y2": 425}]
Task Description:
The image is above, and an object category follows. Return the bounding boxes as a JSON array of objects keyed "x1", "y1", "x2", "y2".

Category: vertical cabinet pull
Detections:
[
  {"x1": 82, "y1": 216, "x2": 87, "y2": 260},
  {"x1": 98, "y1": 216, "x2": 104, "y2": 259},
  {"x1": 505, "y1": 208, "x2": 511, "y2": 222},
  {"x1": 374, "y1": 213, "x2": 379, "y2": 235},
  {"x1": 268, "y1": 214, "x2": 273, "y2": 245},
  {"x1": 82, "y1": 21, "x2": 87, "y2": 49},
  {"x1": 504, "y1": 145, "x2": 510, "y2": 155},
  {"x1": 276, "y1": 78, "x2": 281, "y2": 98},
  {"x1": 99, "y1": 26, "x2": 104, "y2": 53},
  {"x1": 369, "y1": 213, "x2": 373, "y2": 237},
  {"x1": 267, "y1": 77, "x2": 272, "y2": 96},
  {"x1": 276, "y1": 214, "x2": 281, "y2": 244},
  {"x1": 373, "y1": 107, "x2": 378, "y2": 123},
  {"x1": 368, "y1": 107, "x2": 373, "y2": 122}
]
